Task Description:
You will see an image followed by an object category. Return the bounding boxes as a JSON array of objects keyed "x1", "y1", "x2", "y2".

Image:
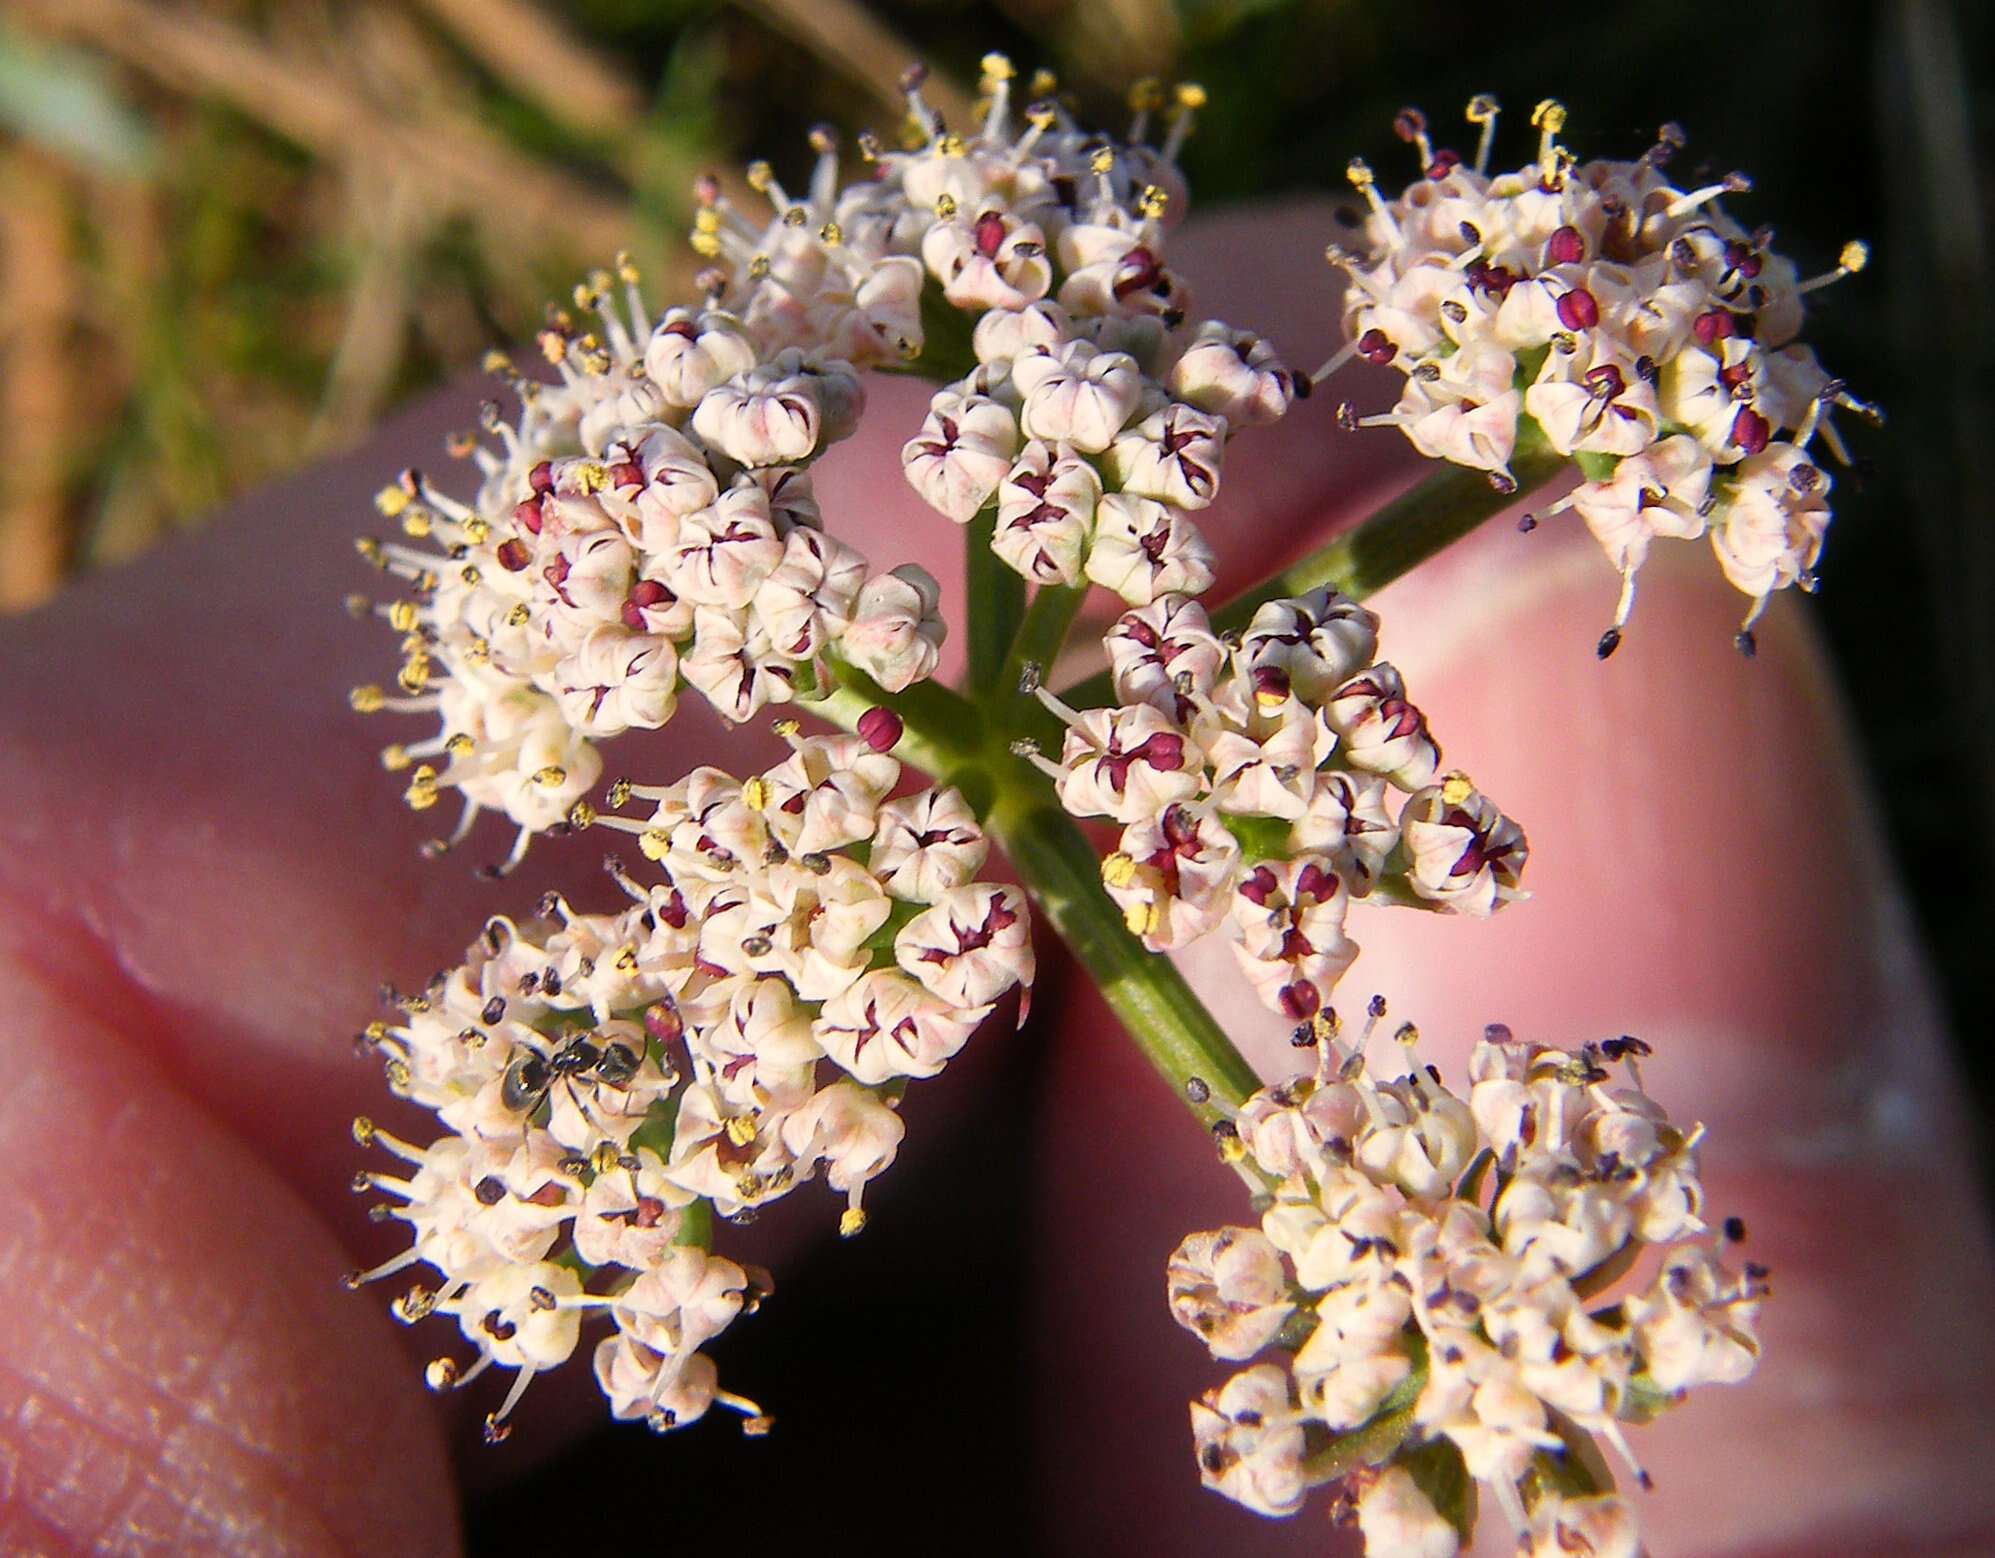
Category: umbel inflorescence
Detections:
[
  {"x1": 1324, "y1": 97, "x2": 1876, "y2": 657},
  {"x1": 1171, "y1": 1008, "x2": 1761, "y2": 1557},
  {"x1": 337, "y1": 55, "x2": 1820, "y2": 1558}
]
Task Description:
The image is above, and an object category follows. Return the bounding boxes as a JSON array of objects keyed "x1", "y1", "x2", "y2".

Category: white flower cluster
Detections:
[
  {"x1": 348, "y1": 290, "x2": 950, "y2": 875},
  {"x1": 885, "y1": 69, "x2": 1302, "y2": 598},
  {"x1": 1327, "y1": 98, "x2": 1877, "y2": 653},
  {"x1": 1172, "y1": 1011, "x2": 1764, "y2": 1556},
  {"x1": 348, "y1": 731, "x2": 1032, "y2": 1441},
  {"x1": 1032, "y1": 589, "x2": 1524, "y2": 1019}
]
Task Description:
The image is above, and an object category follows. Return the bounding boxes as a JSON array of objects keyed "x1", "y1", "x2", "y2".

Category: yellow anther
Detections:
[
  {"x1": 747, "y1": 253, "x2": 771, "y2": 280},
  {"x1": 934, "y1": 192, "x2": 958, "y2": 220},
  {"x1": 1127, "y1": 77, "x2": 1165, "y2": 113},
  {"x1": 576, "y1": 461, "x2": 609, "y2": 493},
  {"x1": 897, "y1": 335, "x2": 920, "y2": 361},
  {"x1": 397, "y1": 658, "x2": 430, "y2": 695},
  {"x1": 445, "y1": 732, "x2": 475, "y2": 757},
  {"x1": 771, "y1": 718, "x2": 801, "y2": 738},
  {"x1": 724, "y1": 1115, "x2": 757, "y2": 1147},
  {"x1": 1394, "y1": 1021, "x2": 1421, "y2": 1047},
  {"x1": 538, "y1": 330, "x2": 568, "y2": 365},
  {"x1": 374, "y1": 484, "x2": 412, "y2": 518},
  {"x1": 1089, "y1": 146, "x2": 1115, "y2": 176},
  {"x1": 1123, "y1": 900, "x2": 1159, "y2": 938},
  {"x1": 1311, "y1": 1010, "x2": 1341, "y2": 1042},
  {"x1": 1346, "y1": 158, "x2": 1376, "y2": 190},
  {"x1": 819, "y1": 221, "x2": 844, "y2": 246},
  {"x1": 938, "y1": 132, "x2": 967, "y2": 158},
  {"x1": 639, "y1": 827, "x2": 671, "y2": 860},
  {"x1": 459, "y1": 564, "x2": 482, "y2": 587},
  {"x1": 363, "y1": 1020, "x2": 390, "y2": 1043},
  {"x1": 781, "y1": 205, "x2": 808, "y2": 228},
  {"x1": 351, "y1": 1115, "x2": 376, "y2": 1145},
  {"x1": 572, "y1": 281, "x2": 598, "y2": 312},
  {"x1": 1440, "y1": 771, "x2": 1475, "y2": 806},
  {"x1": 1840, "y1": 240, "x2": 1870, "y2": 274},
  {"x1": 506, "y1": 603, "x2": 530, "y2": 628},
  {"x1": 693, "y1": 208, "x2": 723, "y2": 236},
  {"x1": 1465, "y1": 93, "x2": 1499, "y2": 124},
  {"x1": 424, "y1": 1357, "x2": 460, "y2": 1392},
  {"x1": 980, "y1": 51, "x2": 1015, "y2": 81},
  {"x1": 1028, "y1": 68, "x2": 1058, "y2": 97},
  {"x1": 355, "y1": 536, "x2": 384, "y2": 566},
  {"x1": 690, "y1": 231, "x2": 723, "y2": 259},
  {"x1": 1530, "y1": 99, "x2": 1567, "y2": 133},
  {"x1": 1100, "y1": 851, "x2": 1138, "y2": 889},
  {"x1": 568, "y1": 800, "x2": 598, "y2": 830},
  {"x1": 531, "y1": 765, "x2": 568, "y2": 788},
  {"x1": 1026, "y1": 103, "x2": 1057, "y2": 132},
  {"x1": 400, "y1": 508, "x2": 432, "y2": 539},
  {"x1": 393, "y1": 1287, "x2": 437, "y2": 1323},
  {"x1": 481, "y1": 348, "x2": 514, "y2": 375},
  {"x1": 387, "y1": 600, "x2": 418, "y2": 632},
  {"x1": 344, "y1": 592, "x2": 371, "y2": 618},
  {"x1": 741, "y1": 776, "x2": 771, "y2": 811},
  {"x1": 606, "y1": 777, "x2": 634, "y2": 808},
  {"x1": 380, "y1": 744, "x2": 412, "y2": 772},
  {"x1": 404, "y1": 766, "x2": 440, "y2": 811},
  {"x1": 1217, "y1": 1134, "x2": 1247, "y2": 1165},
  {"x1": 1175, "y1": 81, "x2": 1208, "y2": 110},
  {"x1": 617, "y1": 252, "x2": 642, "y2": 284},
  {"x1": 350, "y1": 684, "x2": 386, "y2": 714},
  {"x1": 383, "y1": 1057, "x2": 411, "y2": 1089},
  {"x1": 1137, "y1": 185, "x2": 1168, "y2": 219},
  {"x1": 590, "y1": 1140, "x2": 622, "y2": 1177},
  {"x1": 588, "y1": 267, "x2": 614, "y2": 295},
  {"x1": 461, "y1": 516, "x2": 491, "y2": 544},
  {"x1": 839, "y1": 1207, "x2": 868, "y2": 1238},
  {"x1": 745, "y1": 160, "x2": 774, "y2": 193},
  {"x1": 614, "y1": 946, "x2": 639, "y2": 973}
]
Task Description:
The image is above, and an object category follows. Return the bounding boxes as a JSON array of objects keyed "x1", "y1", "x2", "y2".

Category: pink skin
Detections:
[{"x1": 0, "y1": 205, "x2": 1989, "y2": 1553}]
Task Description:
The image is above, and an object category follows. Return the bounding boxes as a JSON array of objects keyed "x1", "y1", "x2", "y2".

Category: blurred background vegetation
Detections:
[{"x1": 2, "y1": 0, "x2": 1986, "y2": 1540}]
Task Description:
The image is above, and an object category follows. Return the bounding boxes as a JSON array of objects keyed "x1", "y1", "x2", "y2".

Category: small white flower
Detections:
[
  {"x1": 894, "y1": 883, "x2": 1034, "y2": 1009},
  {"x1": 993, "y1": 439, "x2": 1101, "y2": 586},
  {"x1": 870, "y1": 786, "x2": 989, "y2": 902},
  {"x1": 645, "y1": 307, "x2": 759, "y2": 408},
  {"x1": 1106, "y1": 402, "x2": 1228, "y2": 510},
  {"x1": 1326, "y1": 664, "x2": 1440, "y2": 791},
  {"x1": 1166, "y1": 1227, "x2": 1294, "y2": 1361},
  {"x1": 1168, "y1": 322, "x2": 1298, "y2": 427},
  {"x1": 1085, "y1": 493, "x2": 1216, "y2": 605},
  {"x1": 668, "y1": 481, "x2": 785, "y2": 610},
  {"x1": 691, "y1": 361, "x2": 823, "y2": 467},
  {"x1": 1398, "y1": 778, "x2": 1528, "y2": 918},
  {"x1": 1012, "y1": 339, "x2": 1144, "y2": 452},
  {"x1": 922, "y1": 203, "x2": 1053, "y2": 311},
  {"x1": 840, "y1": 565, "x2": 946, "y2": 692},
  {"x1": 1355, "y1": 1465, "x2": 1461, "y2": 1558},
  {"x1": 901, "y1": 391, "x2": 1021, "y2": 524},
  {"x1": 1190, "y1": 1364, "x2": 1308, "y2": 1518},
  {"x1": 816, "y1": 970, "x2": 984, "y2": 1085}
]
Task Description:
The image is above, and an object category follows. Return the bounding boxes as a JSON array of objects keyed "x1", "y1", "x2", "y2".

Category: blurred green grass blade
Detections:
[{"x1": 0, "y1": 22, "x2": 156, "y2": 177}]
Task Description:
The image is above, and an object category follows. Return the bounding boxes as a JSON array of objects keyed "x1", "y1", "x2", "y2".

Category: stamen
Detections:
[{"x1": 1465, "y1": 94, "x2": 1499, "y2": 177}]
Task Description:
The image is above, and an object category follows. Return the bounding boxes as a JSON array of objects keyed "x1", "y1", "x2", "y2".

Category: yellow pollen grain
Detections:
[
  {"x1": 839, "y1": 1207, "x2": 868, "y2": 1238},
  {"x1": 350, "y1": 684, "x2": 386, "y2": 713},
  {"x1": 387, "y1": 600, "x2": 418, "y2": 631},
  {"x1": 606, "y1": 778, "x2": 633, "y2": 808},
  {"x1": 938, "y1": 133, "x2": 967, "y2": 159},
  {"x1": 1217, "y1": 1135, "x2": 1247, "y2": 1165},
  {"x1": 576, "y1": 461, "x2": 609, "y2": 493},
  {"x1": 445, "y1": 732, "x2": 474, "y2": 757},
  {"x1": 639, "y1": 827, "x2": 670, "y2": 860},
  {"x1": 400, "y1": 509, "x2": 432, "y2": 538},
  {"x1": 374, "y1": 484, "x2": 412, "y2": 518},
  {"x1": 724, "y1": 1115, "x2": 757, "y2": 1147},
  {"x1": 364, "y1": 1020, "x2": 390, "y2": 1042},
  {"x1": 380, "y1": 744, "x2": 411, "y2": 772},
  {"x1": 1441, "y1": 771, "x2": 1475, "y2": 805},
  {"x1": 1175, "y1": 82, "x2": 1208, "y2": 110},
  {"x1": 397, "y1": 659, "x2": 430, "y2": 695},
  {"x1": 568, "y1": 800, "x2": 598, "y2": 829},
  {"x1": 1530, "y1": 98, "x2": 1567, "y2": 133},
  {"x1": 690, "y1": 231, "x2": 722, "y2": 259},
  {"x1": 1100, "y1": 851, "x2": 1137, "y2": 888},
  {"x1": 1840, "y1": 240, "x2": 1870, "y2": 273},
  {"x1": 741, "y1": 776, "x2": 771, "y2": 811},
  {"x1": 461, "y1": 517, "x2": 491, "y2": 544},
  {"x1": 532, "y1": 765, "x2": 567, "y2": 788},
  {"x1": 1089, "y1": 146, "x2": 1115, "y2": 176},
  {"x1": 980, "y1": 51, "x2": 1014, "y2": 81},
  {"x1": 1138, "y1": 185, "x2": 1168, "y2": 219},
  {"x1": 1346, "y1": 158, "x2": 1375, "y2": 190}
]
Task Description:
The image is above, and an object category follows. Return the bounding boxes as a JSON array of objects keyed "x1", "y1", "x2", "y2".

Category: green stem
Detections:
[
  {"x1": 964, "y1": 508, "x2": 1025, "y2": 696},
  {"x1": 1209, "y1": 427, "x2": 1565, "y2": 634},
  {"x1": 1300, "y1": 1337, "x2": 1428, "y2": 1485},
  {"x1": 1060, "y1": 433, "x2": 1567, "y2": 709},
  {"x1": 999, "y1": 582, "x2": 1088, "y2": 699},
  {"x1": 986, "y1": 790, "x2": 1261, "y2": 1115}
]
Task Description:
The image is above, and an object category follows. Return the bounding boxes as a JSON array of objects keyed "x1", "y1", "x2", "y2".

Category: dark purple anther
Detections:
[
  {"x1": 1546, "y1": 225, "x2": 1586, "y2": 265},
  {"x1": 1279, "y1": 980, "x2": 1321, "y2": 1020},
  {"x1": 1730, "y1": 406, "x2": 1772, "y2": 455},
  {"x1": 1356, "y1": 328, "x2": 1397, "y2": 365},
  {"x1": 528, "y1": 460, "x2": 555, "y2": 496},
  {"x1": 496, "y1": 538, "x2": 531, "y2": 572},
  {"x1": 513, "y1": 497, "x2": 544, "y2": 535},
  {"x1": 1556, "y1": 288, "x2": 1600, "y2": 331},
  {"x1": 858, "y1": 706, "x2": 904, "y2": 753},
  {"x1": 974, "y1": 210, "x2": 1008, "y2": 261},
  {"x1": 1693, "y1": 310, "x2": 1735, "y2": 346}
]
